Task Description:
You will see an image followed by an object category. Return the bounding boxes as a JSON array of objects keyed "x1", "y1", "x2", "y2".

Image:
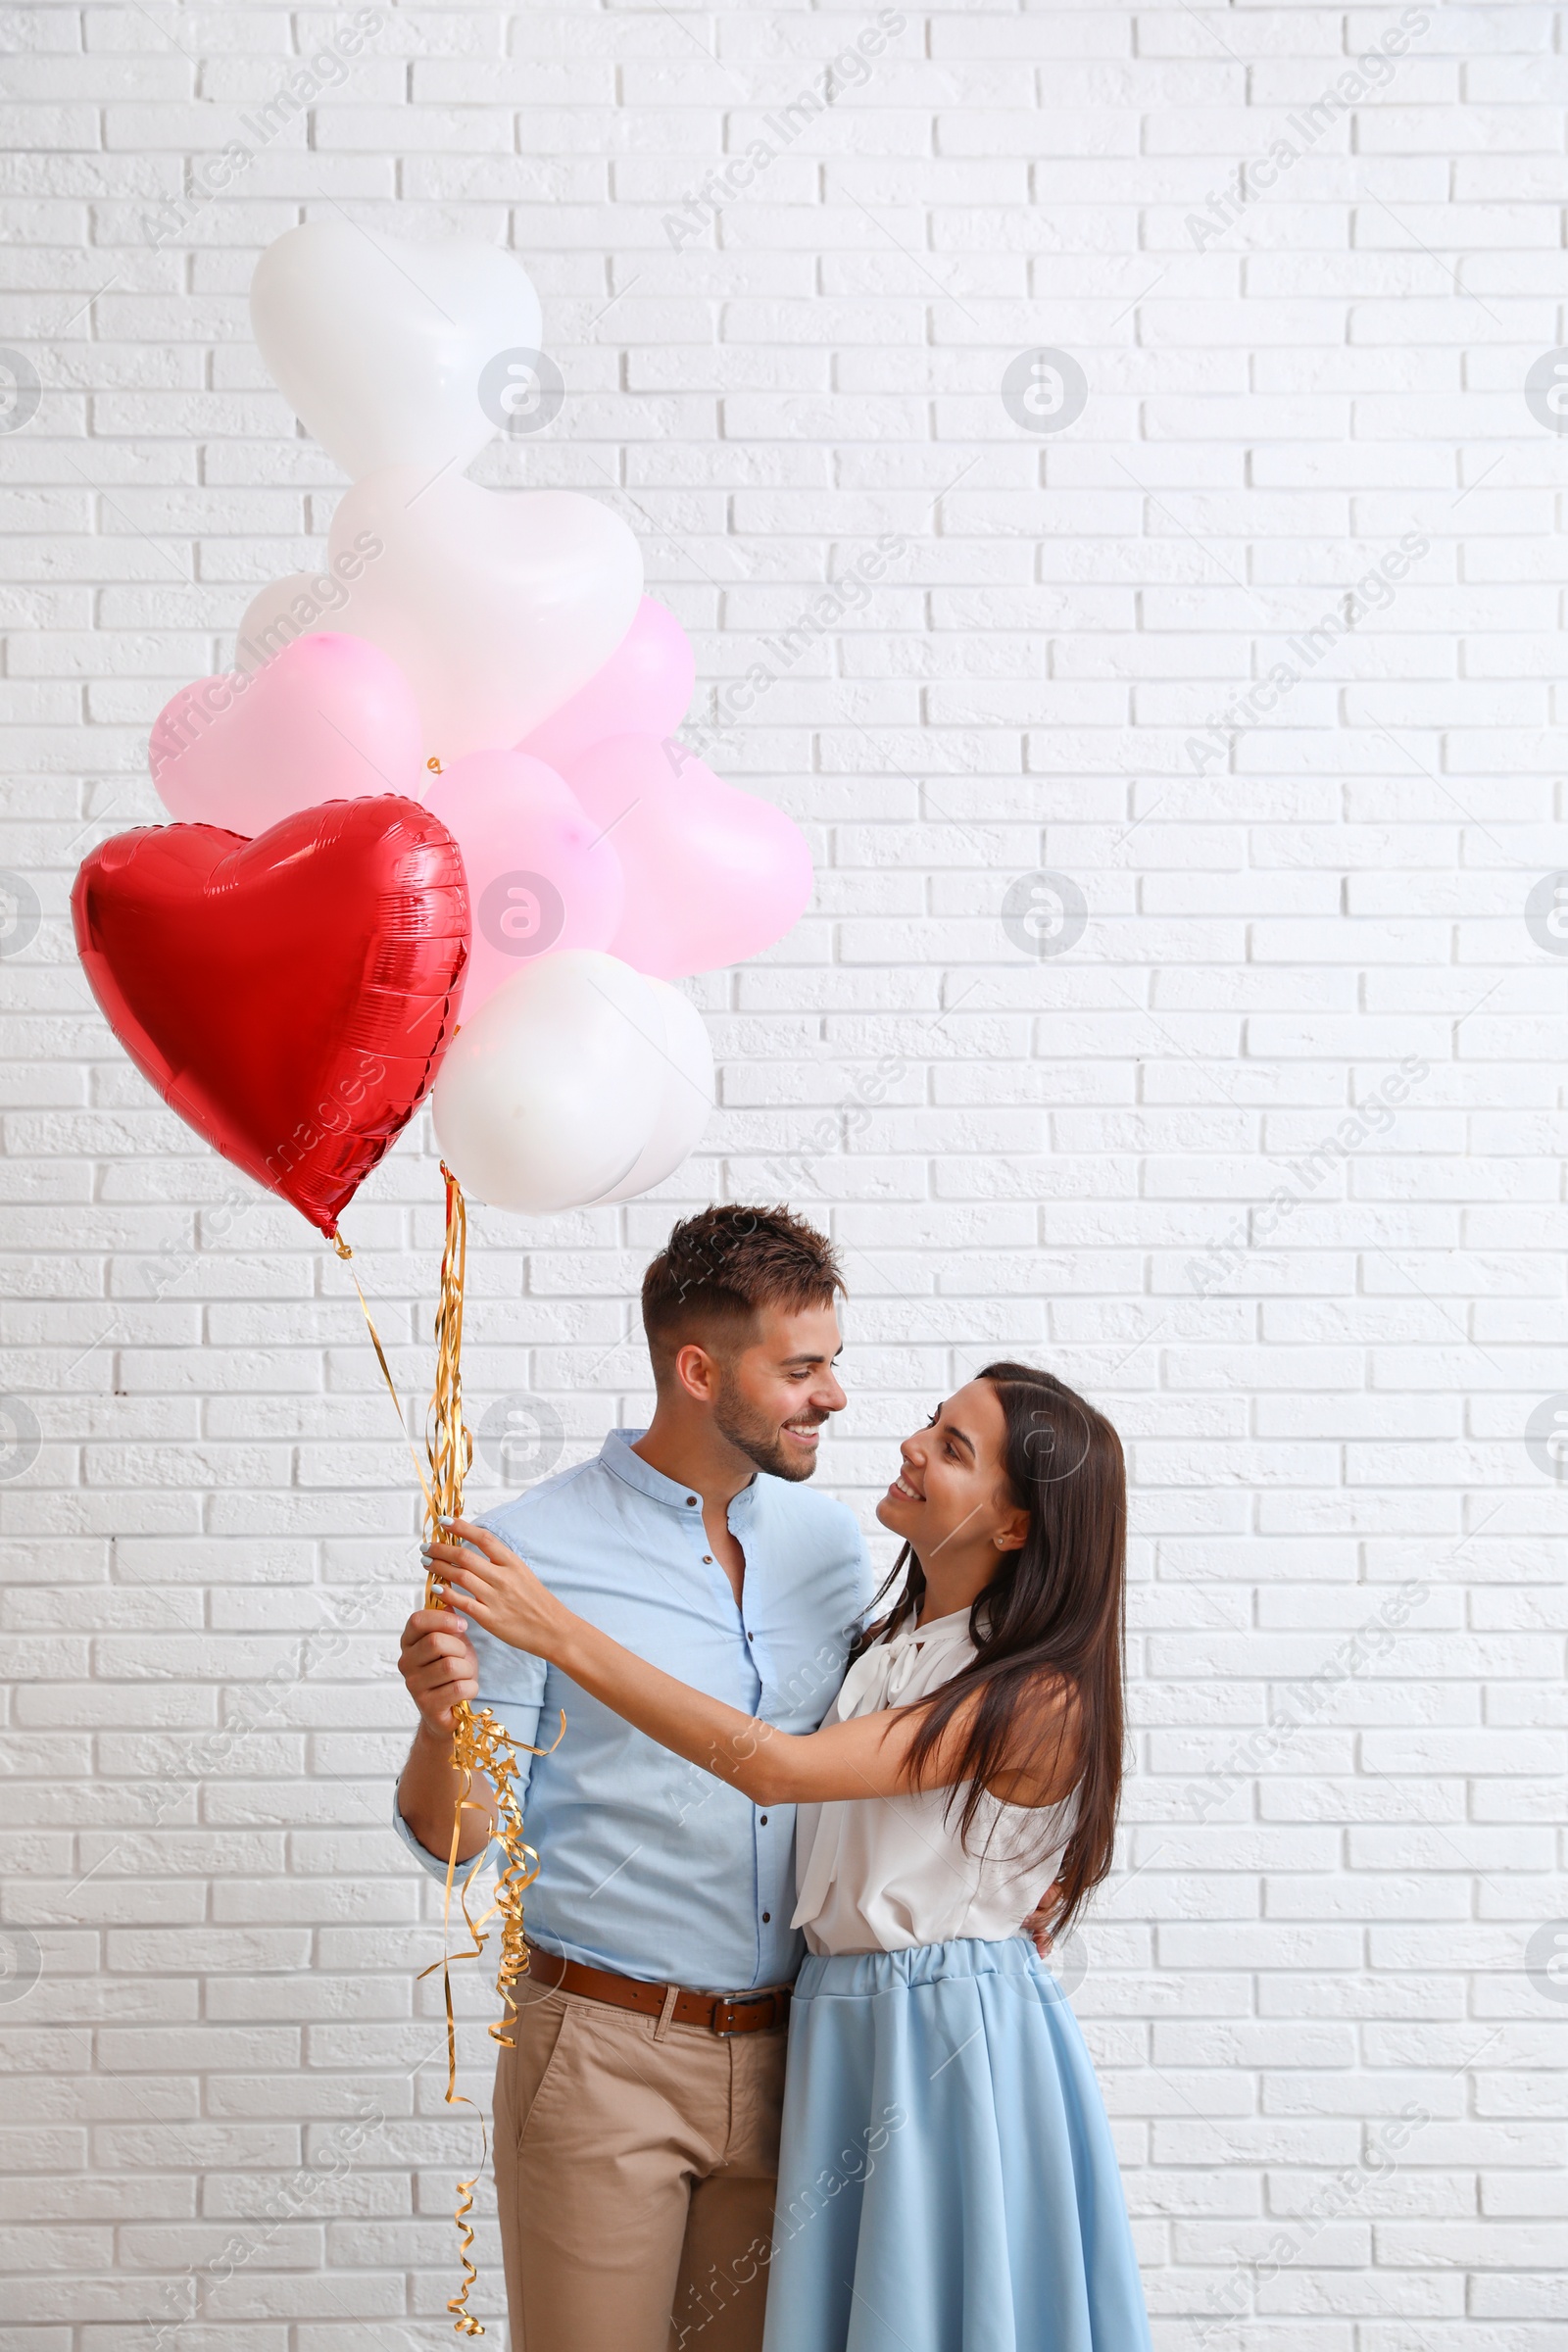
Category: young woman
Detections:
[{"x1": 426, "y1": 1361, "x2": 1152, "y2": 2351}]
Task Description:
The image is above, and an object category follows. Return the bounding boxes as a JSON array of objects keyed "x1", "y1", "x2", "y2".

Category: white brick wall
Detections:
[{"x1": 2, "y1": 3, "x2": 1564, "y2": 2344}]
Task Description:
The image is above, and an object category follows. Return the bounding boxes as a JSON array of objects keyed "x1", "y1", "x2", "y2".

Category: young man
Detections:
[{"x1": 394, "y1": 1204, "x2": 872, "y2": 2352}]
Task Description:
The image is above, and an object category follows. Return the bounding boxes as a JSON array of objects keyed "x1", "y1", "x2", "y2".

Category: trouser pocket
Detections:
[{"x1": 498, "y1": 1983, "x2": 576, "y2": 2150}]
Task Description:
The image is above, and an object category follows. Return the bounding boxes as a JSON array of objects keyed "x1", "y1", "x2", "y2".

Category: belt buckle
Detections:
[{"x1": 711, "y1": 1988, "x2": 780, "y2": 2035}]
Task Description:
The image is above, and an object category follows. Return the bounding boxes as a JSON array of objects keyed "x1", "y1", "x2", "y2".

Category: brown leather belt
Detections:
[{"x1": 523, "y1": 1936, "x2": 792, "y2": 2034}]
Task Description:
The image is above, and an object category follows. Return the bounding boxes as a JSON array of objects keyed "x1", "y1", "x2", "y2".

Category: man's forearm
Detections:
[{"x1": 397, "y1": 1721, "x2": 498, "y2": 1868}]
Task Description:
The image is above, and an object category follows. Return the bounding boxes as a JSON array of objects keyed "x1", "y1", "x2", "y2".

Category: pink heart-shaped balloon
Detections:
[
  {"x1": 561, "y1": 735, "x2": 812, "y2": 980},
  {"x1": 150, "y1": 632, "x2": 425, "y2": 836},
  {"x1": 519, "y1": 597, "x2": 695, "y2": 772},
  {"x1": 421, "y1": 750, "x2": 624, "y2": 1016}
]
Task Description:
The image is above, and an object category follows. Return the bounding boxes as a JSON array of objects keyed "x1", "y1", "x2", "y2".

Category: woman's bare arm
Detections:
[{"x1": 425, "y1": 1519, "x2": 1076, "y2": 1811}]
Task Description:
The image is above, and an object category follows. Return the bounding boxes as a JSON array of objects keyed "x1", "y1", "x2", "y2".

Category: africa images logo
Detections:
[
  {"x1": 478, "y1": 870, "x2": 566, "y2": 959},
  {"x1": 1002, "y1": 872, "x2": 1088, "y2": 958},
  {"x1": 1001, "y1": 350, "x2": 1089, "y2": 435},
  {"x1": 1525, "y1": 351, "x2": 1568, "y2": 434},
  {"x1": 0, "y1": 349, "x2": 40, "y2": 434},
  {"x1": 1524, "y1": 1395, "x2": 1568, "y2": 1484},
  {"x1": 477, "y1": 348, "x2": 565, "y2": 436}
]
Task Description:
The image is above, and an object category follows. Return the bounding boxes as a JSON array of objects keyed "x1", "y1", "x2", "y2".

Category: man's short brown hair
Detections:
[{"x1": 641, "y1": 1204, "x2": 846, "y2": 1375}]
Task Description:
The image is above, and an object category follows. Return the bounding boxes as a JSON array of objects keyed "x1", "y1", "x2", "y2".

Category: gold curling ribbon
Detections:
[{"x1": 338, "y1": 1167, "x2": 563, "y2": 2336}]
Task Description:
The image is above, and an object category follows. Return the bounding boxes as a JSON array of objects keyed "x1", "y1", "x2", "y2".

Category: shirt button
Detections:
[
  {"x1": 703, "y1": 1554, "x2": 713, "y2": 1564},
  {"x1": 686, "y1": 1495, "x2": 698, "y2": 1506},
  {"x1": 761, "y1": 1911, "x2": 771, "y2": 1924},
  {"x1": 760, "y1": 1814, "x2": 768, "y2": 1826}
]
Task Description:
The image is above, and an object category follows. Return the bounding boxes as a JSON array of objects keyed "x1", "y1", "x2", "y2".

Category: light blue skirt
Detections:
[{"x1": 760, "y1": 1936, "x2": 1152, "y2": 2352}]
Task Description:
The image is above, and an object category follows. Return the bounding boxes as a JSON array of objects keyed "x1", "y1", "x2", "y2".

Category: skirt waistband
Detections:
[{"x1": 793, "y1": 1934, "x2": 1051, "y2": 2001}]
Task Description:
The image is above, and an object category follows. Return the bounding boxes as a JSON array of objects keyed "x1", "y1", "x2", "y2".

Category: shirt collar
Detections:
[
  {"x1": 885, "y1": 1604, "x2": 976, "y2": 1655},
  {"x1": 598, "y1": 1427, "x2": 760, "y2": 1520}
]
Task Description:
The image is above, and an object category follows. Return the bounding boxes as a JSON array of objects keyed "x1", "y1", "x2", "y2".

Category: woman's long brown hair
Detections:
[{"x1": 851, "y1": 1361, "x2": 1128, "y2": 1940}]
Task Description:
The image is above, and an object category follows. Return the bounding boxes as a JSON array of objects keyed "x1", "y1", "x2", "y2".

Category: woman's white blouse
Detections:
[{"x1": 790, "y1": 1606, "x2": 1079, "y2": 1957}]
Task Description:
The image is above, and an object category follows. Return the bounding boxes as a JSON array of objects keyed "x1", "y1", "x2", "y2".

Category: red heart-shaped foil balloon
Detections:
[{"x1": 73, "y1": 797, "x2": 468, "y2": 1239}]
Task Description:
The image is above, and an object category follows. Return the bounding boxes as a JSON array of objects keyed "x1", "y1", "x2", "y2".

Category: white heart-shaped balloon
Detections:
[
  {"x1": 590, "y1": 980, "x2": 713, "y2": 1203},
  {"x1": 250, "y1": 221, "x2": 542, "y2": 481},
  {"x1": 432, "y1": 951, "x2": 666, "y2": 1214},
  {"x1": 237, "y1": 468, "x2": 643, "y2": 760}
]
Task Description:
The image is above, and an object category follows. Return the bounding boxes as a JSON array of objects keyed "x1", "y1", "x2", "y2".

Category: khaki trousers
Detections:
[{"x1": 493, "y1": 1965, "x2": 789, "y2": 2352}]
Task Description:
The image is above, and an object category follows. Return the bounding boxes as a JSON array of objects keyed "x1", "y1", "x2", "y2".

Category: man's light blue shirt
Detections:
[{"x1": 392, "y1": 1428, "x2": 873, "y2": 1992}]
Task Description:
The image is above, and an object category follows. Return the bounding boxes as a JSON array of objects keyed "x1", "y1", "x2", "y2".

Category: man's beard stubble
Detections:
[{"x1": 712, "y1": 1363, "x2": 824, "y2": 1483}]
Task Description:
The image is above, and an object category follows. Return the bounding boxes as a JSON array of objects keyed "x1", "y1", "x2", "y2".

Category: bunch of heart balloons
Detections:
[{"x1": 74, "y1": 221, "x2": 813, "y2": 1237}]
